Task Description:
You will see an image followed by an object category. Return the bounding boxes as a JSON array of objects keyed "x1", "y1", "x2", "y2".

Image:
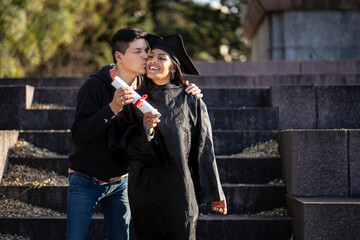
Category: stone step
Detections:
[
  {"x1": 21, "y1": 107, "x2": 278, "y2": 131},
  {"x1": 201, "y1": 87, "x2": 271, "y2": 108},
  {"x1": 209, "y1": 107, "x2": 278, "y2": 130},
  {"x1": 216, "y1": 156, "x2": 282, "y2": 184},
  {"x1": 8, "y1": 156, "x2": 282, "y2": 184},
  {"x1": 0, "y1": 77, "x2": 86, "y2": 87},
  {"x1": 18, "y1": 130, "x2": 278, "y2": 155},
  {"x1": 8, "y1": 156, "x2": 69, "y2": 176},
  {"x1": 19, "y1": 130, "x2": 72, "y2": 155},
  {"x1": 0, "y1": 215, "x2": 292, "y2": 240},
  {"x1": 193, "y1": 60, "x2": 360, "y2": 75},
  {"x1": 31, "y1": 87, "x2": 272, "y2": 108},
  {"x1": 213, "y1": 130, "x2": 278, "y2": 155},
  {"x1": 33, "y1": 87, "x2": 78, "y2": 108},
  {"x1": 185, "y1": 73, "x2": 360, "y2": 87},
  {"x1": 22, "y1": 109, "x2": 74, "y2": 130},
  {"x1": 0, "y1": 184, "x2": 285, "y2": 215},
  {"x1": 3, "y1": 73, "x2": 357, "y2": 88},
  {"x1": 197, "y1": 215, "x2": 292, "y2": 240},
  {"x1": 288, "y1": 196, "x2": 360, "y2": 240}
]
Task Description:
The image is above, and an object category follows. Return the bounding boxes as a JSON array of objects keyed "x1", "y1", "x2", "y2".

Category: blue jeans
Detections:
[{"x1": 66, "y1": 172, "x2": 130, "y2": 240}]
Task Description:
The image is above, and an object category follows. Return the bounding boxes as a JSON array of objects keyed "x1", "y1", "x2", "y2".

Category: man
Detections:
[{"x1": 66, "y1": 27, "x2": 201, "y2": 240}]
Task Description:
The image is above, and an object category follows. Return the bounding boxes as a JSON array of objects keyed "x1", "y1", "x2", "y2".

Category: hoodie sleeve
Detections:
[{"x1": 72, "y1": 77, "x2": 116, "y2": 145}]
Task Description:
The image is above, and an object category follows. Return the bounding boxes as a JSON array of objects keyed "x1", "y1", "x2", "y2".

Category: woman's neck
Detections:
[{"x1": 151, "y1": 78, "x2": 171, "y2": 86}]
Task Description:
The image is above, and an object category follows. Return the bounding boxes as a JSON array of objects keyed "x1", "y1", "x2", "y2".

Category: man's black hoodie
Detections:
[{"x1": 69, "y1": 65, "x2": 128, "y2": 180}]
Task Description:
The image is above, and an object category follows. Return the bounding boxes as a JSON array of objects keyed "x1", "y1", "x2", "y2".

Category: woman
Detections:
[{"x1": 110, "y1": 34, "x2": 227, "y2": 240}]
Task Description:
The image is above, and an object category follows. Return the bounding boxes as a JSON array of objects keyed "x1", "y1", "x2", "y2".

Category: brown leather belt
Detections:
[{"x1": 68, "y1": 168, "x2": 128, "y2": 183}]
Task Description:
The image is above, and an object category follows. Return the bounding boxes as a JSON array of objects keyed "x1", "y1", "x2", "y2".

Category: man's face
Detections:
[{"x1": 119, "y1": 38, "x2": 148, "y2": 76}]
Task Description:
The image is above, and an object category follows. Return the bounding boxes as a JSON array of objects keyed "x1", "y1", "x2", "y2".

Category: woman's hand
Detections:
[
  {"x1": 185, "y1": 81, "x2": 203, "y2": 98},
  {"x1": 211, "y1": 200, "x2": 227, "y2": 215},
  {"x1": 143, "y1": 111, "x2": 161, "y2": 135},
  {"x1": 109, "y1": 86, "x2": 135, "y2": 114}
]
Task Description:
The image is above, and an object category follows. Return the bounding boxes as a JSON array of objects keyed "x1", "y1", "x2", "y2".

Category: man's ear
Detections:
[{"x1": 115, "y1": 51, "x2": 123, "y2": 63}]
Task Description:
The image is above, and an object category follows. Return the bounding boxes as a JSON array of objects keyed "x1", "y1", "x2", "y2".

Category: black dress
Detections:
[{"x1": 110, "y1": 80, "x2": 225, "y2": 240}]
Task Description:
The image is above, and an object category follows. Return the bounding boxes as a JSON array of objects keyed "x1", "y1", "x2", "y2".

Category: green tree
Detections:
[
  {"x1": 0, "y1": 0, "x2": 107, "y2": 77},
  {"x1": 149, "y1": 0, "x2": 250, "y2": 61},
  {"x1": 0, "y1": 0, "x2": 249, "y2": 77},
  {"x1": 0, "y1": 0, "x2": 153, "y2": 77},
  {"x1": 32, "y1": 0, "x2": 154, "y2": 77}
]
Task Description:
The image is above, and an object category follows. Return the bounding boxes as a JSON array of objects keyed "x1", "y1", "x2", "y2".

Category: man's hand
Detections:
[
  {"x1": 185, "y1": 81, "x2": 203, "y2": 98},
  {"x1": 109, "y1": 86, "x2": 135, "y2": 114},
  {"x1": 211, "y1": 200, "x2": 227, "y2": 215}
]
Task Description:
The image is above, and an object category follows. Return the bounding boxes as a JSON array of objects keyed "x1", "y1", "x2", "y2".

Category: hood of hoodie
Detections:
[{"x1": 91, "y1": 64, "x2": 114, "y2": 90}]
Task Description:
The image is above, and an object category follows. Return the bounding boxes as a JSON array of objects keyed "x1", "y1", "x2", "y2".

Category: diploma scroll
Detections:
[{"x1": 112, "y1": 76, "x2": 160, "y2": 115}]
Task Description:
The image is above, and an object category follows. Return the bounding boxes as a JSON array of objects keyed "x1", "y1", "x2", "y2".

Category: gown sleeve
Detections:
[
  {"x1": 189, "y1": 98, "x2": 226, "y2": 204},
  {"x1": 109, "y1": 104, "x2": 159, "y2": 162}
]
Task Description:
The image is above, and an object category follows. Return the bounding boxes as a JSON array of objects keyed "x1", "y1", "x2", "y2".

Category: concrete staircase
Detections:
[{"x1": 1, "y1": 60, "x2": 360, "y2": 239}]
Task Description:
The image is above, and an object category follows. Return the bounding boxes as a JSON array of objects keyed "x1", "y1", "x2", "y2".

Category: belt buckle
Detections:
[{"x1": 108, "y1": 176, "x2": 120, "y2": 183}]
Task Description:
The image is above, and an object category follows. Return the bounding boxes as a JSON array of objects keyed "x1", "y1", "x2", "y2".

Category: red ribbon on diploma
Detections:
[{"x1": 134, "y1": 94, "x2": 148, "y2": 107}]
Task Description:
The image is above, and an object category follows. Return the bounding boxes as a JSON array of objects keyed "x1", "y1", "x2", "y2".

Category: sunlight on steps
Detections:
[
  {"x1": 30, "y1": 102, "x2": 71, "y2": 110},
  {"x1": 0, "y1": 164, "x2": 68, "y2": 187},
  {"x1": 227, "y1": 139, "x2": 279, "y2": 158},
  {"x1": 0, "y1": 233, "x2": 30, "y2": 240},
  {"x1": 10, "y1": 139, "x2": 60, "y2": 158},
  {"x1": 0, "y1": 197, "x2": 62, "y2": 217}
]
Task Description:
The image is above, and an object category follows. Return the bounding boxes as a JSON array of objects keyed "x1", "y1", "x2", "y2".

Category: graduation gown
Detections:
[{"x1": 110, "y1": 81, "x2": 225, "y2": 240}]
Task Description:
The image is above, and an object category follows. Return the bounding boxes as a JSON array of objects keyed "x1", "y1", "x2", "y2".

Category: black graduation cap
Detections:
[{"x1": 146, "y1": 34, "x2": 199, "y2": 75}]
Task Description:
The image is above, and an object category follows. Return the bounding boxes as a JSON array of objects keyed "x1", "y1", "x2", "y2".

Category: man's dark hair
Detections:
[{"x1": 111, "y1": 27, "x2": 147, "y2": 63}]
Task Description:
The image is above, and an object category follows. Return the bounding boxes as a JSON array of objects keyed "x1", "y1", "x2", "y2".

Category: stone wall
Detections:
[
  {"x1": 241, "y1": 0, "x2": 360, "y2": 61},
  {"x1": 271, "y1": 86, "x2": 360, "y2": 129},
  {"x1": 278, "y1": 129, "x2": 360, "y2": 239}
]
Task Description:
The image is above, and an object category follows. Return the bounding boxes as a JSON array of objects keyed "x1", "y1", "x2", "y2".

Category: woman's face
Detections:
[{"x1": 146, "y1": 48, "x2": 175, "y2": 85}]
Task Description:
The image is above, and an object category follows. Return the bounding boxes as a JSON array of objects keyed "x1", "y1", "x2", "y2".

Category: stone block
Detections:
[
  {"x1": 317, "y1": 86, "x2": 360, "y2": 129},
  {"x1": 349, "y1": 130, "x2": 360, "y2": 197},
  {"x1": 0, "y1": 85, "x2": 34, "y2": 129},
  {"x1": 278, "y1": 130, "x2": 348, "y2": 197},
  {"x1": 0, "y1": 130, "x2": 19, "y2": 181},
  {"x1": 288, "y1": 196, "x2": 360, "y2": 240},
  {"x1": 271, "y1": 86, "x2": 316, "y2": 129}
]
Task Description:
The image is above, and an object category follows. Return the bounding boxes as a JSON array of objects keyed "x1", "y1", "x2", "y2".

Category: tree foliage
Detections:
[
  {"x1": 0, "y1": 0, "x2": 249, "y2": 77},
  {"x1": 0, "y1": 0, "x2": 105, "y2": 77}
]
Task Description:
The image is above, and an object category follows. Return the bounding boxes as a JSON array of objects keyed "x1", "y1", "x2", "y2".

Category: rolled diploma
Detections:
[{"x1": 111, "y1": 76, "x2": 160, "y2": 115}]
